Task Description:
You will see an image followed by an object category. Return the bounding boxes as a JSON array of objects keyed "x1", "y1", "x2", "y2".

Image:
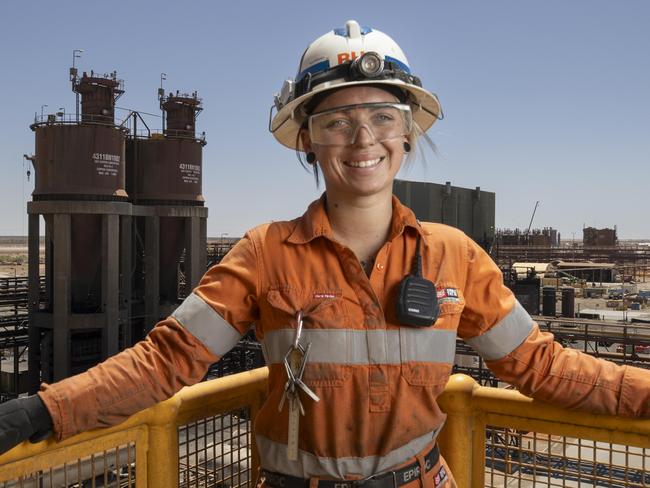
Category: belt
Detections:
[{"x1": 262, "y1": 444, "x2": 440, "y2": 488}]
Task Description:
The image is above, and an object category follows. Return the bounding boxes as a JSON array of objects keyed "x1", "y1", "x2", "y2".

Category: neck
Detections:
[{"x1": 325, "y1": 188, "x2": 393, "y2": 253}]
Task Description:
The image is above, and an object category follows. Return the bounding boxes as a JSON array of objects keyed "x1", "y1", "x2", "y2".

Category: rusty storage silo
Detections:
[
  {"x1": 125, "y1": 91, "x2": 208, "y2": 338},
  {"x1": 27, "y1": 70, "x2": 132, "y2": 391}
]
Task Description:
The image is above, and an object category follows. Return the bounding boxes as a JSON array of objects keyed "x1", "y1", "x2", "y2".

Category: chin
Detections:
[{"x1": 346, "y1": 180, "x2": 393, "y2": 197}]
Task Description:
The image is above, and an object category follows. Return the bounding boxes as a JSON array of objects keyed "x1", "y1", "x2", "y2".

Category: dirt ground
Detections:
[{"x1": 0, "y1": 240, "x2": 38, "y2": 278}]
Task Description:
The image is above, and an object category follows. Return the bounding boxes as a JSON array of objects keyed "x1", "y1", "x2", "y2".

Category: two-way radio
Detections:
[{"x1": 396, "y1": 235, "x2": 439, "y2": 327}]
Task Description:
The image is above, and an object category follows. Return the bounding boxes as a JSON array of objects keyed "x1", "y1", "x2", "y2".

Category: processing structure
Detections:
[{"x1": 25, "y1": 65, "x2": 208, "y2": 390}]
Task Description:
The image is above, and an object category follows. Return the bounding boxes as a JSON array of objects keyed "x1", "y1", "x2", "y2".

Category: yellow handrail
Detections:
[
  {"x1": 0, "y1": 368, "x2": 269, "y2": 487},
  {"x1": 437, "y1": 374, "x2": 650, "y2": 487},
  {"x1": 1, "y1": 371, "x2": 649, "y2": 488}
]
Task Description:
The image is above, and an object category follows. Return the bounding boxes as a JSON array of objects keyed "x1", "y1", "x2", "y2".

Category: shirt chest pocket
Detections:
[
  {"x1": 261, "y1": 287, "x2": 351, "y2": 387},
  {"x1": 399, "y1": 305, "x2": 462, "y2": 388}
]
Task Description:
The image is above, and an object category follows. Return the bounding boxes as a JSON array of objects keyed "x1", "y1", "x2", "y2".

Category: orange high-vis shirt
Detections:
[{"x1": 39, "y1": 195, "x2": 650, "y2": 485}]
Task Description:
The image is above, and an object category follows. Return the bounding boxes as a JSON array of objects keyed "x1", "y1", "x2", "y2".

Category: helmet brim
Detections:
[{"x1": 270, "y1": 79, "x2": 442, "y2": 150}]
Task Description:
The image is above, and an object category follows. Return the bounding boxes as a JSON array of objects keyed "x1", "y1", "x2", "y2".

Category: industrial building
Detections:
[
  {"x1": 393, "y1": 179, "x2": 495, "y2": 250},
  {"x1": 510, "y1": 260, "x2": 618, "y2": 283},
  {"x1": 496, "y1": 227, "x2": 560, "y2": 246},
  {"x1": 583, "y1": 226, "x2": 618, "y2": 246}
]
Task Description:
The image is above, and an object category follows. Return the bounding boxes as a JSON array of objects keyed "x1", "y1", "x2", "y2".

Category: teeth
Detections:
[{"x1": 345, "y1": 158, "x2": 381, "y2": 168}]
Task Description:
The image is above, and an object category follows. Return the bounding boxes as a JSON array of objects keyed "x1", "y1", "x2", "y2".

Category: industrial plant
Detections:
[{"x1": 0, "y1": 63, "x2": 649, "y2": 488}]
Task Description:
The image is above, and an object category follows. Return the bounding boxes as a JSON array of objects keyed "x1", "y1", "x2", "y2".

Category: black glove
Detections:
[{"x1": 0, "y1": 395, "x2": 53, "y2": 455}]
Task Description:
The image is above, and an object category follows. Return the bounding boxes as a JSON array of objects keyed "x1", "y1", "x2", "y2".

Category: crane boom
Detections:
[{"x1": 526, "y1": 201, "x2": 540, "y2": 236}]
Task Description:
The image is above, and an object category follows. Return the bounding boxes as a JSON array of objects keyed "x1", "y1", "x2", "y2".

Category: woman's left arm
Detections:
[{"x1": 458, "y1": 236, "x2": 650, "y2": 418}]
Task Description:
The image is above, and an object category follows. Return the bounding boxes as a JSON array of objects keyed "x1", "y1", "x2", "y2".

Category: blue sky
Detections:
[{"x1": 1, "y1": 1, "x2": 648, "y2": 239}]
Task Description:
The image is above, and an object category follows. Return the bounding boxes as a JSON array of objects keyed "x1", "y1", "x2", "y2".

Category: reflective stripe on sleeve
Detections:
[
  {"x1": 171, "y1": 292, "x2": 242, "y2": 357},
  {"x1": 256, "y1": 426, "x2": 442, "y2": 478},
  {"x1": 261, "y1": 328, "x2": 457, "y2": 365},
  {"x1": 464, "y1": 300, "x2": 534, "y2": 361}
]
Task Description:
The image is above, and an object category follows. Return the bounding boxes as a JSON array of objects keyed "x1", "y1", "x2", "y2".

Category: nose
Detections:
[{"x1": 350, "y1": 124, "x2": 375, "y2": 147}]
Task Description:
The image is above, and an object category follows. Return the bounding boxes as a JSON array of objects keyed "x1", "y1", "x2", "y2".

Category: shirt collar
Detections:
[{"x1": 286, "y1": 193, "x2": 427, "y2": 245}]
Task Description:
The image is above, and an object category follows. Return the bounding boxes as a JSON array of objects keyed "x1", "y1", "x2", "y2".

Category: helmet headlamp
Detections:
[{"x1": 354, "y1": 52, "x2": 384, "y2": 78}]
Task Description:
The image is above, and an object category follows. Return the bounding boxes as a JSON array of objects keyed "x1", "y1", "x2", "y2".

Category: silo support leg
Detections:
[
  {"x1": 144, "y1": 217, "x2": 160, "y2": 333},
  {"x1": 120, "y1": 216, "x2": 133, "y2": 348},
  {"x1": 27, "y1": 213, "x2": 41, "y2": 393},
  {"x1": 184, "y1": 216, "x2": 203, "y2": 291},
  {"x1": 102, "y1": 214, "x2": 120, "y2": 358},
  {"x1": 52, "y1": 214, "x2": 71, "y2": 382}
]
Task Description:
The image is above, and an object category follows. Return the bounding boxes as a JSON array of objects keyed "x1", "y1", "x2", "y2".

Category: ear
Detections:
[{"x1": 299, "y1": 128, "x2": 312, "y2": 153}]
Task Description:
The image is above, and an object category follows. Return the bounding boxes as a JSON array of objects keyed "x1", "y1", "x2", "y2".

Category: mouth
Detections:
[{"x1": 343, "y1": 156, "x2": 385, "y2": 169}]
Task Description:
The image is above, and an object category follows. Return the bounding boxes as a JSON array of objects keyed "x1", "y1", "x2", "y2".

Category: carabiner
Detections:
[{"x1": 293, "y1": 311, "x2": 304, "y2": 349}]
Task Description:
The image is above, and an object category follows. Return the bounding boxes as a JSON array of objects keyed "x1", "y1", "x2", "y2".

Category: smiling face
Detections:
[{"x1": 301, "y1": 86, "x2": 408, "y2": 200}]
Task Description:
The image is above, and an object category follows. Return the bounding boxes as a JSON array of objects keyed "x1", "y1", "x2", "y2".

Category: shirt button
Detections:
[{"x1": 376, "y1": 263, "x2": 385, "y2": 271}]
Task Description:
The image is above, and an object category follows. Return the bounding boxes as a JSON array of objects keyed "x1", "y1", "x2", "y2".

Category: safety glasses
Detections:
[{"x1": 308, "y1": 102, "x2": 412, "y2": 146}]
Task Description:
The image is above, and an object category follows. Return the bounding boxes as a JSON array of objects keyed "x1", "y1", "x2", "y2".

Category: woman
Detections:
[{"x1": 2, "y1": 20, "x2": 650, "y2": 488}]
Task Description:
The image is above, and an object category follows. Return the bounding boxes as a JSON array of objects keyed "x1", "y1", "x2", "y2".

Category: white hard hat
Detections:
[{"x1": 270, "y1": 20, "x2": 443, "y2": 150}]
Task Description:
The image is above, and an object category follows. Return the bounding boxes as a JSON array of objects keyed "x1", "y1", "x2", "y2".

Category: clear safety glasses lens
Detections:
[{"x1": 308, "y1": 103, "x2": 412, "y2": 146}]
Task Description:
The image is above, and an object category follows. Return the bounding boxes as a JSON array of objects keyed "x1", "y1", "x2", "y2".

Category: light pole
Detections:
[
  {"x1": 72, "y1": 49, "x2": 84, "y2": 121},
  {"x1": 159, "y1": 73, "x2": 167, "y2": 132}
]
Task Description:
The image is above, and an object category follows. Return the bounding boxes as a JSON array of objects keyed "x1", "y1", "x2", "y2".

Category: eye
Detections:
[
  {"x1": 371, "y1": 111, "x2": 397, "y2": 125},
  {"x1": 323, "y1": 118, "x2": 352, "y2": 131}
]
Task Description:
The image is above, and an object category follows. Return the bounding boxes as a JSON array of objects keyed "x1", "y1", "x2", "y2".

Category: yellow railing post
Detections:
[
  {"x1": 146, "y1": 394, "x2": 183, "y2": 488},
  {"x1": 436, "y1": 374, "x2": 479, "y2": 488},
  {"x1": 250, "y1": 387, "x2": 266, "y2": 484}
]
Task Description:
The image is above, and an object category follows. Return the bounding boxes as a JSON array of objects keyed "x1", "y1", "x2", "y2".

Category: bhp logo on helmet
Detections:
[{"x1": 337, "y1": 51, "x2": 365, "y2": 64}]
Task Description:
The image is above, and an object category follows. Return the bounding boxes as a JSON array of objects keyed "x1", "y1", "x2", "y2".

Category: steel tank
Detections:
[
  {"x1": 126, "y1": 137, "x2": 203, "y2": 204},
  {"x1": 126, "y1": 91, "x2": 204, "y2": 204},
  {"x1": 561, "y1": 287, "x2": 575, "y2": 318},
  {"x1": 542, "y1": 286, "x2": 557, "y2": 316},
  {"x1": 31, "y1": 71, "x2": 127, "y2": 200},
  {"x1": 33, "y1": 124, "x2": 127, "y2": 200}
]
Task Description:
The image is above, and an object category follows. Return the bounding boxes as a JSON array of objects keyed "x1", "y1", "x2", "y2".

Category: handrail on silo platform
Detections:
[{"x1": 30, "y1": 112, "x2": 123, "y2": 129}]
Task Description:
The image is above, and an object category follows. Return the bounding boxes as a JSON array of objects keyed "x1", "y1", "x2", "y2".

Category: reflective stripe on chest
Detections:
[{"x1": 261, "y1": 327, "x2": 457, "y2": 365}]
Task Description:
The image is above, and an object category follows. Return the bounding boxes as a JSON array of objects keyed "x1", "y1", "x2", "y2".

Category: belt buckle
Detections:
[{"x1": 355, "y1": 469, "x2": 398, "y2": 488}]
